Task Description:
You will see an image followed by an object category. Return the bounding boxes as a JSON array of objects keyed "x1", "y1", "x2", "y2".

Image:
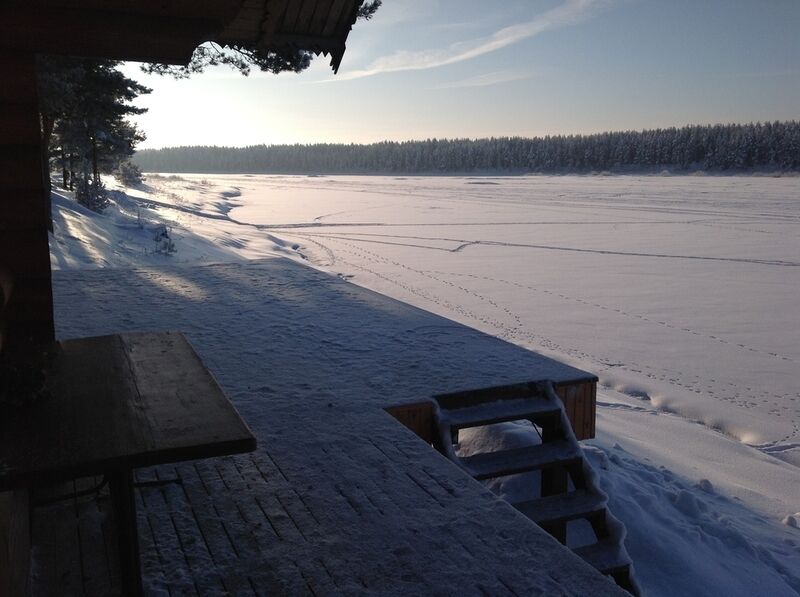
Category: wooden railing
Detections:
[{"x1": 387, "y1": 379, "x2": 597, "y2": 446}]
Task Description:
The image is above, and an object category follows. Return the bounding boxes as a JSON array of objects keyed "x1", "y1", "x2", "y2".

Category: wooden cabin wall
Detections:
[
  {"x1": 0, "y1": 50, "x2": 54, "y2": 597},
  {"x1": 0, "y1": 52, "x2": 55, "y2": 352}
]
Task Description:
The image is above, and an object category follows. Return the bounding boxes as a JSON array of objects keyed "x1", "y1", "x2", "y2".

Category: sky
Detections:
[{"x1": 124, "y1": 0, "x2": 800, "y2": 149}]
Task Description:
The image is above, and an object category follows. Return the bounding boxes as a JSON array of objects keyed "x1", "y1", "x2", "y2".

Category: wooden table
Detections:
[{"x1": 0, "y1": 332, "x2": 256, "y2": 596}]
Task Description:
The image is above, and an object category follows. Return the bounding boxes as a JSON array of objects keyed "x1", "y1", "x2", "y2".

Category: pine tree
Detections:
[
  {"x1": 39, "y1": 58, "x2": 150, "y2": 212},
  {"x1": 132, "y1": 121, "x2": 800, "y2": 175}
]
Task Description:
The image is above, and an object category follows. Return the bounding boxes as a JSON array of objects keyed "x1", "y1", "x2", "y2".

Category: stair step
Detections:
[
  {"x1": 513, "y1": 489, "x2": 607, "y2": 526},
  {"x1": 439, "y1": 397, "x2": 561, "y2": 430},
  {"x1": 433, "y1": 381, "x2": 638, "y2": 594},
  {"x1": 435, "y1": 382, "x2": 542, "y2": 409},
  {"x1": 573, "y1": 539, "x2": 632, "y2": 575},
  {"x1": 459, "y1": 440, "x2": 581, "y2": 480}
]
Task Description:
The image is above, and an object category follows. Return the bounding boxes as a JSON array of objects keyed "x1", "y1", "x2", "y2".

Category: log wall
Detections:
[
  {"x1": 0, "y1": 52, "x2": 54, "y2": 351},
  {"x1": 0, "y1": 50, "x2": 53, "y2": 597}
]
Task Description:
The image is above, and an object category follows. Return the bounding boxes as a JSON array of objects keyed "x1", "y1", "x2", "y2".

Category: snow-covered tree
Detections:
[{"x1": 132, "y1": 121, "x2": 800, "y2": 175}]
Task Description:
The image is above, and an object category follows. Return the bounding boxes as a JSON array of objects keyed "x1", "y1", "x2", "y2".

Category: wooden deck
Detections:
[
  {"x1": 33, "y1": 258, "x2": 624, "y2": 596},
  {"x1": 32, "y1": 447, "x2": 626, "y2": 596}
]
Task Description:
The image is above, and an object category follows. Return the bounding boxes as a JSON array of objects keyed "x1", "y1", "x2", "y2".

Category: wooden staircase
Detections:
[{"x1": 433, "y1": 381, "x2": 640, "y2": 595}]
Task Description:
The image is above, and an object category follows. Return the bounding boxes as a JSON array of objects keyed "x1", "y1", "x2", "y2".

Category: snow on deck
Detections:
[{"x1": 47, "y1": 257, "x2": 623, "y2": 595}]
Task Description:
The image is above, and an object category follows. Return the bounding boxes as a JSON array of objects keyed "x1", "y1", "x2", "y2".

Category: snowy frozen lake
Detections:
[{"x1": 223, "y1": 174, "x2": 800, "y2": 452}]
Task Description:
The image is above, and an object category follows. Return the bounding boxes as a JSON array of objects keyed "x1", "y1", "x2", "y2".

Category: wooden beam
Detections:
[
  {"x1": 20, "y1": 0, "x2": 244, "y2": 22},
  {"x1": 281, "y1": 0, "x2": 305, "y2": 34},
  {"x1": 294, "y1": 0, "x2": 321, "y2": 34},
  {"x1": 262, "y1": 0, "x2": 291, "y2": 36},
  {"x1": 0, "y1": 8, "x2": 220, "y2": 64},
  {"x1": 321, "y1": 0, "x2": 350, "y2": 37},
  {"x1": 267, "y1": 32, "x2": 346, "y2": 49},
  {"x1": 0, "y1": 53, "x2": 55, "y2": 351},
  {"x1": 309, "y1": 0, "x2": 337, "y2": 35}
]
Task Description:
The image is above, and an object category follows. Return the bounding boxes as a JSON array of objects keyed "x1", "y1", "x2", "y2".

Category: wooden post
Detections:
[
  {"x1": 540, "y1": 416, "x2": 568, "y2": 544},
  {"x1": 554, "y1": 381, "x2": 597, "y2": 441},
  {"x1": 385, "y1": 401, "x2": 437, "y2": 445},
  {"x1": 0, "y1": 51, "x2": 55, "y2": 351},
  {"x1": 0, "y1": 489, "x2": 30, "y2": 596},
  {"x1": 109, "y1": 470, "x2": 143, "y2": 597},
  {"x1": 0, "y1": 50, "x2": 54, "y2": 597}
]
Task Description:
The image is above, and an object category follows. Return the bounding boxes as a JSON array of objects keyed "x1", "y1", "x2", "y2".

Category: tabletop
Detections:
[{"x1": 0, "y1": 331, "x2": 256, "y2": 491}]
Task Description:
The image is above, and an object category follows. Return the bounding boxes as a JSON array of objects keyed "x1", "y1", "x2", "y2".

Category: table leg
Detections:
[{"x1": 109, "y1": 470, "x2": 143, "y2": 597}]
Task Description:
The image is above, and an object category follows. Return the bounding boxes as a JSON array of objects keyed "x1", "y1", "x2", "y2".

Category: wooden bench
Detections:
[{"x1": 0, "y1": 331, "x2": 256, "y2": 596}]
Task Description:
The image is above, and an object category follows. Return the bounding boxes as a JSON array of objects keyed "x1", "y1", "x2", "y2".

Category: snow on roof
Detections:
[{"x1": 51, "y1": 257, "x2": 623, "y2": 594}]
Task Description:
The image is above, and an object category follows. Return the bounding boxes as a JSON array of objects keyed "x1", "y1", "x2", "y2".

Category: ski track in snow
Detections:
[{"x1": 293, "y1": 231, "x2": 800, "y2": 267}]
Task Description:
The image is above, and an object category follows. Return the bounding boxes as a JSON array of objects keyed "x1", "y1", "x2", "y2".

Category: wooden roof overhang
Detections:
[{"x1": 0, "y1": 0, "x2": 363, "y2": 72}]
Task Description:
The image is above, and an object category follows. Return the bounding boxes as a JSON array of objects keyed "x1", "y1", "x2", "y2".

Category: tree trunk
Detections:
[
  {"x1": 39, "y1": 113, "x2": 54, "y2": 232},
  {"x1": 68, "y1": 153, "x2": 75, "y2": 190},
  {"x1": 91, "y1": 136, "x2": 99, "y2": 183},
  {"x1": 60, "y1": 145, "x2": 67, "y2": 187}
]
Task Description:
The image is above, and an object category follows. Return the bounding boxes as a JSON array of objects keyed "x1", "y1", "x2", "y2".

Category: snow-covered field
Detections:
[{"x1": 50, "y1": 173, "x2": 800, "y2": 595}]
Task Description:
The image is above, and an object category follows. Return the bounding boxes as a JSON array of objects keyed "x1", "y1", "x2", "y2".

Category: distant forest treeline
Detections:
[{"x1": 134, "y1": 121, "x2": 800, "y2": 174}]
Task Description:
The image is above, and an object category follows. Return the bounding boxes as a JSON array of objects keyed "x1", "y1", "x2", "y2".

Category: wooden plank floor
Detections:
[{"x1": 31, "y1": 443, "x2": 625, "y2": 596}]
